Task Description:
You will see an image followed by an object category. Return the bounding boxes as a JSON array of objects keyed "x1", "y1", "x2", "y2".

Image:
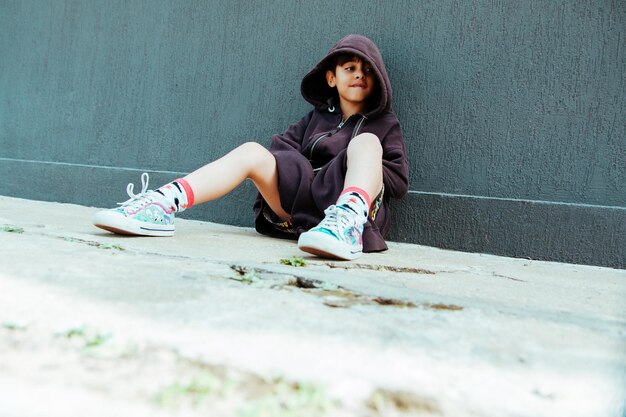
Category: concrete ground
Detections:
[{"x1": 0, "y1": 195, "x2": 624, "y2": 417}]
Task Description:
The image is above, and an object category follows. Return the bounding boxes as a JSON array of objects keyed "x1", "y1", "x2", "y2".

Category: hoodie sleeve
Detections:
[
  {"x1": 268, "y1": 111, "x2": 313, "y2": 153},
  {"x1": 264, "y1": 111, "x2": 317, "y2": 213},
  {"x1": 361, "y1": 112, "x2": 410, "y2": 199}
]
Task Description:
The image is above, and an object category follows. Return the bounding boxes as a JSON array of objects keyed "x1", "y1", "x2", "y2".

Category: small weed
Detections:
[
  {"x1": 152, "y1": 360, "x2": 339, "y2": 415},
  {"x1": 59, "y1": 326, "x2": 86, "y2": 338},
  {"x1": 230, "y1": 265, "x2": 261, "y2": 284},
  {"x1": 84, "y1": 333, "x2": 111, "y2": 348},
  {"x1": 280, "y1": 256, "x2": 307, "y2": 267},
  {"x1": 230, "y1": 269, "x2": 260, "y2": 284},
  {"x1": 238, "y1": 381, "x2": 335, "y2": 417},
  {"x1": 239, "y1": 273, "x2": 259, "y2": 284},
  {"x1": 1, "y1": 225, "x2": 24, "y2": 233},
  {"x1": 155, "y1": 373, "x2": 221, "y2": 407},
  {"x1": 1, "y1": 322, "x2": 27, "y2": 331},
  {"x1": 237, "y1": 270, "x2": 259, "y2": 284},
  {"x1": 56, "y1": 326, "x2": 111, "y2": 348}
]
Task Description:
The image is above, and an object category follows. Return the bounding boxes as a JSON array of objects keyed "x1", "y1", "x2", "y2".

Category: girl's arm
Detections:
[{"x1": 268, "y1": 112, "x2": 314, "y2": 153}]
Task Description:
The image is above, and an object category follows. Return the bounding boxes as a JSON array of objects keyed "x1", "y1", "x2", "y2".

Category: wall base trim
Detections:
[
  {"x1": 389, "y1": 192, "x2": 625, "y2": 269},
  {"x1": 1, "y1": 160, "x2": 624, "y2": 269}
]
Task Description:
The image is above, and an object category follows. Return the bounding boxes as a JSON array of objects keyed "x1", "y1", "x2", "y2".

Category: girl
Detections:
[{"x1": 93, "y1": 34, "x2": 409, "y2": 260}]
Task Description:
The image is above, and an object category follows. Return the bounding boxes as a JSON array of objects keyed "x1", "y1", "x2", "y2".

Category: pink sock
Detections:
[
  {"x1": 156, "y1": 178, "x2": 195, "y2": 212},
  {"x1": 175, "y1": 178, "x2": 195, "y2": 208},
  {"x1": 336, "y1": 187, "x2": 370, "y2": 217}
]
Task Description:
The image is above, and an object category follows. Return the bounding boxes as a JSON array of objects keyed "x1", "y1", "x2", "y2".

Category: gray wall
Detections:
[{"x1": 1, "y1": 0, "x2": 624, "y2": 268}]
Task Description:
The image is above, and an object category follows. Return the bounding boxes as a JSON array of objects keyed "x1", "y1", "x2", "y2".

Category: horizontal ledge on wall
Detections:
[
  {"x1": 0, "y1": 157, "x2": 189, "y2": 178},
  {"x1": 407, "y1": 190, "x2": 626, "y2": 211},
  {"x1": 3, "y1": 157, "x2": 624, "y2": 211}
]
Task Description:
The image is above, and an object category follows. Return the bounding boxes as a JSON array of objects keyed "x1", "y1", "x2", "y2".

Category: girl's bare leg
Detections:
[
  {"x1": 343, "y1": 133, "x2": 383, "y2": 199},
  {"x1": 297, "y1": 133, "x2": 383, "y2": 260},
  {"x1": 183, "y1": 142, "x2": 290, "y2": 221}
]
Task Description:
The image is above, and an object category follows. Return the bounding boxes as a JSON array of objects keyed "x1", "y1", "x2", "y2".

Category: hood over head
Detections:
[{"x1": 301, "y1": 34, "x2": 392, "y2": 117}]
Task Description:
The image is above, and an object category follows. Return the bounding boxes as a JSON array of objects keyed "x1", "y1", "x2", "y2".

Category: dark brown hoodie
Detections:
[{"x1": 254, "y1": 34, "x2": 409, "y2": 252}]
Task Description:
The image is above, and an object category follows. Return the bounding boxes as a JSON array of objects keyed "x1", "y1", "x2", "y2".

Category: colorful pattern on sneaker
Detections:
[
  {"x1": 92, "y1": 173, "x2": 176, "y2": 236},
  {"x1": 297, "y1": 204, "x2": 366, "y2": 260}
]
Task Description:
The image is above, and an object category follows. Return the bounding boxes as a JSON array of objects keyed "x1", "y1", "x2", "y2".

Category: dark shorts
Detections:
[{"x1": 262, "y1": 184, "x2": 385, "y2": 236}]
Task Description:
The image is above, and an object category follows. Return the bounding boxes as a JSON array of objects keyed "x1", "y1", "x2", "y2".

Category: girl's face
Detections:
[{"x1": 326, "y1": 57, "x2": 376, "y2": 116}]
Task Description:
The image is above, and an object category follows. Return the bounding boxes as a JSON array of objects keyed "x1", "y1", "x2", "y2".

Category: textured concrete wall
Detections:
[{"x1": 1, "y1": 1, "x2": 624, "y2": 267}]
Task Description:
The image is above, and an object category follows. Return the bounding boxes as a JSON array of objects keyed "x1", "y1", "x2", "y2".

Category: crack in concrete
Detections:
[{"x1": 323, "y1": 261, "x2": 436, "y2": 274}]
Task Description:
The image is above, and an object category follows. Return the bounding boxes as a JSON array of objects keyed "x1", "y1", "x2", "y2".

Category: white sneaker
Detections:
[
  {"x1": 93, "y1": 173, "x2": 175, "y2": 236},
  {"x1": 297, "y1": 205, "x2": 366, "y2": 260}
]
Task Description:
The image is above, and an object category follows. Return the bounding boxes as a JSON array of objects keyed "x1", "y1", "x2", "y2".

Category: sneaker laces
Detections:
[
  {"x1": 117, "y1": 172, "x2": 159, "y2": 210},
  {"x1": 316, "y1": 205, "x2": 357, "y2": 237}
]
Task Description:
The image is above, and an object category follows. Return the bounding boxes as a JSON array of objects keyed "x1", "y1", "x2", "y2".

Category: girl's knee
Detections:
[
  {"x1": 235, "y1": 142, "x2": 275, "y2": 179},
  {"x1": 349, "y1": 133, "x2": 382, "y2": 155},
  {"x1": 238, "y1": 141, "x2": 267, "y2": 154},
  {"x1": 236, "y1": 142, "x2": 271, "y2": 162}
]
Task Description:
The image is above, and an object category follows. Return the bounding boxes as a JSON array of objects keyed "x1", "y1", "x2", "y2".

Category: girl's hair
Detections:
[{"x1": 328, "y1": 53, "x2": 367, "y2": 72}]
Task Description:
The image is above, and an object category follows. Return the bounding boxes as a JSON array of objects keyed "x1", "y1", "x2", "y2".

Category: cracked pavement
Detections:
[{"x1": 0, "y1": 196, "x2": 625, "y2": 416}]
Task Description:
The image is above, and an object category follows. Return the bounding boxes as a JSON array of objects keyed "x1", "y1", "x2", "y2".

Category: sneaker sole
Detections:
[
  {"x1": 93, "y1": 210, "x2": 174, "y2": 237},
  {"x1": 297, "y1": 231, "x2": 362, "y2": 261}
]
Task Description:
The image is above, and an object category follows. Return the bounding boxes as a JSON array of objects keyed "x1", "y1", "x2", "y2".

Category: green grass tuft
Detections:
[
  {"x1": 1, "y1": 226, "x2": 24, "y2": 233},
  {"x1": 280, "y1": 256, "x2": 307, "y2": 267}
]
